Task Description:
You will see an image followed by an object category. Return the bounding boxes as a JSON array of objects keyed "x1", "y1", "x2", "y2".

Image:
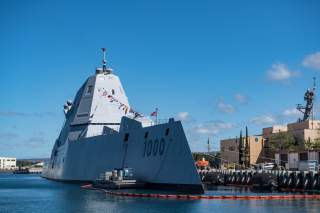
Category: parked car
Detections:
[{"x1": 256, "y1": 163, "x2": 275, "y2": 170}]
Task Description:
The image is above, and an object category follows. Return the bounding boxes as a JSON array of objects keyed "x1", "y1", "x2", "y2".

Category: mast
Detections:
[
  {"x1": 102, "y1": 47, "x2": 107, "y2": 71},
  {"x1": 96, "y1": 48, "x2": 112, "y2": 74},
  {"x1": 207, "y1": 137, "x2": 211, "y2": 153},
  {"x1": 296, "y1": 78, "x2": 316, "y2": 122}
]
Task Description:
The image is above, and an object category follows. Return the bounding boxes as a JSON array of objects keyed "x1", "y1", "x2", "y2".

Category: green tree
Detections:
[
  {"x1": 305, "y1": 138, "x2": 313, "y2": 150},
  {"x1": 311, "y1": 138, "x2": 320, "y2": 149},
  {"x1": 269, "y1": 131, "x2": 298, "y2": 152}
]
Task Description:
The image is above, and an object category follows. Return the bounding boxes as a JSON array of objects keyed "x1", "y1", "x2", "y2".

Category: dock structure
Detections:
[
  {"x1": 199, "y1": 169, "x2": 320, "y2": 191},
  {"x1": 220, "y1": 80, "x2": 320, "y2": 170},
  {"x1": 13, "y1": 167, "x2": 42, "y2": 174}
]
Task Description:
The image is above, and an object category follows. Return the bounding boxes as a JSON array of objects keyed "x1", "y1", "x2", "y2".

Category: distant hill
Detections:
[
  {"x1": 17, "y1": 158, "x2": 49, "y2": 163},
  {"x1": 16, "y1": 158, "x2": 49, "y2": 168}
]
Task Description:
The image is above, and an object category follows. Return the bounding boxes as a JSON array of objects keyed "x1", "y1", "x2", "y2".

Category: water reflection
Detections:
[{"x1": 0, "y1": 174, "x2": 319, "y2": 213}]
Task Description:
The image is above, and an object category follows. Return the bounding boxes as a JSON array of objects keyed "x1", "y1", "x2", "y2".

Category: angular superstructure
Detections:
[{"x1": 42, "y1": 49, "x2": 203, "y2": 193}]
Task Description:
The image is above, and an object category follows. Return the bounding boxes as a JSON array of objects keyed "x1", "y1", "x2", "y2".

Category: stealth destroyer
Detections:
[{"x1": 42, "y1": 49, "x2": 203, "y2": 193}]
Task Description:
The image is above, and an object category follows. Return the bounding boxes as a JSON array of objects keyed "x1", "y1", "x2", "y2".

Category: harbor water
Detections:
[{"x1": 1, "y1": 173, "x2": 320, "y2": 213}]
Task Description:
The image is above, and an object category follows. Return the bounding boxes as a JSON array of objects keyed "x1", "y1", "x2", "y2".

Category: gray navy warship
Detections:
[{"x1": 42, "y1": 49, "x2": 203, "y2": 193}]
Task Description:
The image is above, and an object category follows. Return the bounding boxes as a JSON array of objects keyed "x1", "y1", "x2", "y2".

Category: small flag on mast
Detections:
[
  {"x1": 150, "y1": 108, "x2": 158, "y2": 116},
  {"x1": 150, "y1": 108, "x2": 158, "y2": 124},
  {"x1": 150, "y1": 110, "x2": 157, "y2": 116}
]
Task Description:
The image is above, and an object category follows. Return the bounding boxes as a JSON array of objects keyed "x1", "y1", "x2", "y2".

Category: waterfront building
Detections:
[
  {"x1": 275, "y1": 150, "x2": 320, "y2": 170},
  {"x1": 220, "y1": 120, "x2": 320, "y2": 167},
  {"x1": 263, "y1": 120, "x2": 320, "y2": 160},
  {"x1": 263, "y1": 120, "x2": 320, "y2": 148},
  {"x1": 0, "y1": 157, "x2": 17, "y2": 170},
  {"x1": 220, "y1": 135, "x2": 263, "y2": 166}
]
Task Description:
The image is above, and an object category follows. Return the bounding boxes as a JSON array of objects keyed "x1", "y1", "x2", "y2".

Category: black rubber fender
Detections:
[
  {"x1": 294, "y1": 173, "x2": 303, "y2": 189},
  {"x1": 315, "y1": 174, "x2": 320, "y2": 190},
  {"x1": 302, "y1": 174, "x2": 311, "y2": 190},
  {"x1": 246, "y1": 174, "x2": 252, "y2": 185}
]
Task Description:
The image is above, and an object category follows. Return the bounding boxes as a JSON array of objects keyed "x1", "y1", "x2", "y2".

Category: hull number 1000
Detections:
[{"x1": 143, "y1": 138, "x2": 166, "y2": 157}]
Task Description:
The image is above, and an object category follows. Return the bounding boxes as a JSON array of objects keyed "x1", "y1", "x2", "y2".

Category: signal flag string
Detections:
[{"x1": 99, "y1": 89, "x2": 143, "y2": 118}]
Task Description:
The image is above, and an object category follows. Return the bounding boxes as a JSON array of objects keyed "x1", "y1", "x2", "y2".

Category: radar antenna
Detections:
[{"x1": 296, "y1": 77, "x2": 316, "y2": 122}]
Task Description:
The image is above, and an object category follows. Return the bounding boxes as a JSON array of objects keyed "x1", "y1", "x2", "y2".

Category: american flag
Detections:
[{"x1": 150, "y1": 108, "x2": 158, "y2": 116}]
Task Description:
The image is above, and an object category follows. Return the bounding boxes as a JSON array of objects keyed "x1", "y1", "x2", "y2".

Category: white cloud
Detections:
[
  {"x1": 250, "y1": 115, "x2": 276, "y2": 125},
  {"x1": 0, "y1": 133, "x2": 48, "y2": 149},
  {"x1": 23, "y1": 136, "x2": 48, "y2": 148},
  {"x1": 266, "y1": 63, "x2": 299, "y2": 81},
  {"x1": 0, "y1": 111, "x2": 56, "y2": 118},
  {"x1": 0, "y1": 132, "x2": 19, "y2": 141},
  {"x1": 176, "y1": 112, "x2": 190, "y2": 122},
  {"x1": 217, "y1": 100, "x2": 235, "y2": 113},
  {"x1": 282, "y1": 108, "x2": 300, "y2": 117},
  {"x1": 234, "y1": 93, "x2": 249, "y2": 104},
  {"x1": 303, "y1": 52, "x2": 320, "y2": 70},
  {"x1": 193, "y1": 121, "x2": 236, "y2": 135}
]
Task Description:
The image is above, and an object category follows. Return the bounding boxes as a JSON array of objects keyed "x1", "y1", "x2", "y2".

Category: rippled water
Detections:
[{"x1": 0, "y1": 173, "x2": 320, "y2": 213}]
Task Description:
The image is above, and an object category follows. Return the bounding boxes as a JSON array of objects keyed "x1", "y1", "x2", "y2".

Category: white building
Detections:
[
  {"x1": 0, "y1": 157, "x2": 17, "y2": 170},
  {"x1": 275, "y1": 150, "x2": 320, "y2": 170}
]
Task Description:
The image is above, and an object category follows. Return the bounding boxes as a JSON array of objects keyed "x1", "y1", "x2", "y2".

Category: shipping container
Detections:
[
  {"x1": 298, "y1": 160, "x2": 318, "y2": 171},
  {"x1": 308, "y1": 151, "x2": 319, "y2": 161}
]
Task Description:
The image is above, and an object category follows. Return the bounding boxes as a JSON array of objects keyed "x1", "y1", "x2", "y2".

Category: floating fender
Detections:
[
  {"x1": 166, "y1": 194, "x2": 177, "y2": 199},
  {"x1": 302, "y1": 174, "x2": 311, "y2": 190},
  {"x1": 241, "y1": 174, "x2": 246, "y2": 185},
  {"x1": 177, "y1": 195, "x2": 188, "y2": 199},
  {"x1": 287, "y1": 173, "x2": 295, "y2": 188},
  {"x1": 282, "y1": 173, "x2": 290, "y2": 188},
  {"x1": 246, "y1": 174, "x2": 252, "y2": 185},
  {"x1": 235, "y1": 173, "x2": 241, "y2": 184},
  {"x1": 294, "y1": 173, "x2": 303, "y2": 189},
  {"x1": 234, "y1": 174, "x2": 238, "y2": 184},
  {"x1": 277, "y1": 173, "x2": 285, "y2": 187},
  {"x1": 311, "y1": 178, "x2": 317, "y2": 190},
  {"x1": 231, "y1": 174, "x2": 235, "y2": 184},
  {"x1": 315, "y1": 174, "x2": 320, "y2": 190},
  {"x1": 157, "y1": 194, "x2": 167, "y2": 198},
  {"x1": 219, "y1": 173, "x2": 225, "y2": 185},
  {"x1": 281, "y1": 174, "x2": 287, "y2": 188},
  {"x1": 223, "y1": 174, "x2": 228, "y2": 184},
  {"x1": 227, "y1": 174, "x2": 233, "y2": 184}
]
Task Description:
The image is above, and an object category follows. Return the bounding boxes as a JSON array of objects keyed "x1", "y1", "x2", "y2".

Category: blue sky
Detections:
[{"x1": 1, "y1": 0, "x2": 320, "y2": 158}]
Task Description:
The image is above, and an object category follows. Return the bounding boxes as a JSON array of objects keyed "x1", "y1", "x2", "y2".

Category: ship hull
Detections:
[{"x1": 42, "y1": 121, "x2": 204, "y2": 193}]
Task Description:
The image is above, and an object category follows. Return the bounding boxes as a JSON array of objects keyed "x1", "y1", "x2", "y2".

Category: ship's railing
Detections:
[
  {"x1": 89, "y1": 119, "x2": 173, "y2": 137},
  {"x1": 150, "y1": 118, "x2": 170, "y2": 126}
]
